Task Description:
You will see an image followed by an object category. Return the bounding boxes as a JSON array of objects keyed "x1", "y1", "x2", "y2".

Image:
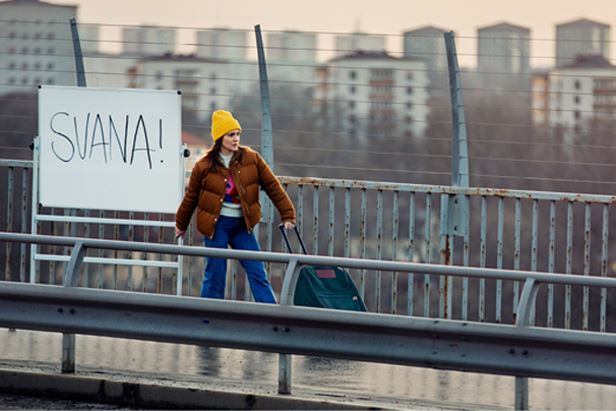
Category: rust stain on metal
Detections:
[{"x1": 441, "y1": 235, "x2": 451, "y2": 320}]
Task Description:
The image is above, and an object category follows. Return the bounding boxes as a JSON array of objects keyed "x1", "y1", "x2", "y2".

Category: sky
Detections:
[{"x1": 52, "y1": 0, "x2": 616, "y2": 67}]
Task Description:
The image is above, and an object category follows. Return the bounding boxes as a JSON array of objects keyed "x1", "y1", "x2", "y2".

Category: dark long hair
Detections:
[{"x1": 204, "y1": 138, "x2": 243, "y2": 174}]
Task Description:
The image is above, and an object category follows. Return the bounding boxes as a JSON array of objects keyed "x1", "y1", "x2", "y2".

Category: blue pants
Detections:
[{"x1": 201, "y1": 215, "x2": 276, "y2": 303}]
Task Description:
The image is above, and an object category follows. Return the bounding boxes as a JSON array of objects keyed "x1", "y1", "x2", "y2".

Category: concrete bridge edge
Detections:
[{"x1": 0, "y1": 367, "x2": 390, "y2": 410}]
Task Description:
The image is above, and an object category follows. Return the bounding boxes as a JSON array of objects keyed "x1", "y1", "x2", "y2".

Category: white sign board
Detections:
[{"x1": 38, "y1": 86, "x2": 183, "y2": 213}]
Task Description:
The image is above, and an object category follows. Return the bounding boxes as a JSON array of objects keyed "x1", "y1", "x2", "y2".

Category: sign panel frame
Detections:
[{"x1": 38, "y1": 85, "x2": 183, "y2": 214}]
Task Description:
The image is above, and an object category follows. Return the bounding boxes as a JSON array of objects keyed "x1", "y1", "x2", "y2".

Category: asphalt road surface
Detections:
[{"x1": 0, "y1": 393, "x2": 133, "y2": 410}]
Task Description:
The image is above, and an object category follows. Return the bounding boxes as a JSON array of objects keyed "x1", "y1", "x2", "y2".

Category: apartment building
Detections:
[
  {"x1": 333, "y1": 32, "x2": 386, "y2": 57},
  {"x1": 316, "y1": 51, "x2": 429, "y2": 140},
  {"x1": 533, "y1": 55, "x2": 616, "y2": 139},
  {"x1": 83, "y1": 52, "x2": 139, "y2": 88},
  {"x1": 0, "y1": 0, "x2": 77, "y2": 94},
  {"x1": 195, "y1": 28, "x2": 247, "y2": 61},
  {"x1": 121, "y1": 25, "x2": 176, "y2": 56},
  {"x1": 531, "y1": 70, "x2": 550, "y2": 127},
  {"x1": 130, "y1": 54, "x2": 232, "y2": 122}
]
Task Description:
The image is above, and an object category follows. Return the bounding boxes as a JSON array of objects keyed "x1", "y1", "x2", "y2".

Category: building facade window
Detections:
[
  {"x1": 574, "y1": 80, "x2": 581, "y2": 90},
  {"x1": 371, "y1": 69, "x2": 393, "y2": 79},
  {"x1": 349, "y1": 86, "x2": 356, "y2": 94},
  {"x1": 349, "y1": 70, "x2": 356, "y2": 80},
  {"x1": 406, "y1": 86, "x2": 413, "y2": 95}
]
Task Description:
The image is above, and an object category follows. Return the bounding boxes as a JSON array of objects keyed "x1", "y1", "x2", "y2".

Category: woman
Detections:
[{"x1": 175, "y1": 110, "x2": 295, "y2": 303}]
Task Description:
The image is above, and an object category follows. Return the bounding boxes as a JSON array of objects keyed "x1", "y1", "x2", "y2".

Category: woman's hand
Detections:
[
  {"x1": 282, "y1": 221, "x2": 295, "y2": 230},
  {"x1": 175, "y1": 227, "x2": 186, "y2": 239}
]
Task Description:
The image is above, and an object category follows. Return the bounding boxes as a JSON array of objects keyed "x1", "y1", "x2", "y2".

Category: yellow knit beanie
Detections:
[{"x1": 211, "y1": 110, "x2": 241, "y2": 142}]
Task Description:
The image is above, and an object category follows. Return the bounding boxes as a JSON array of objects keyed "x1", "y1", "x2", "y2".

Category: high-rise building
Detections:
[
  {"x1": 555, "y1": 18, "x2": 610, "y2": 68},
  {"x1": 265, "y1": 30, "x2": 317, "y2": 88},
  {"x1": 195, "y1": 28, "x2": 247, "y2": 61},
  {"x1": 76, "y1": 23, "x2": 99, "y2": 55},
  {"x1": 316, "y1": 51, "x2": 429, "y2": 140},
  {"x1": 402, "y1": 25, "x2": 449, "y2": 87},
  {"x1": 334, "y1": 32, "x2": 386, "y2": 57},
  {"x1": 121, "y1": 25, "x2": 176, "y2": 56},
  {"x1": 477, "y1": 22, "x2": 531, "y2": 91},
  {"x1": 0, "y1": 0, "x2": 77, "y2": 94},
  {"x1": 266, "y1": 30, "x2": 316, "y2": 62}
]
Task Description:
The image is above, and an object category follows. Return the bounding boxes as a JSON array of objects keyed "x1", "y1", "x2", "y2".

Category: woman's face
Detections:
[{"x1": 221, "y1": 129, "x2": 241, "y2": 154}]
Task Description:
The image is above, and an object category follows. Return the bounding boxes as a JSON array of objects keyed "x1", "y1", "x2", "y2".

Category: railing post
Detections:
[
  {"x1": 514, "y1": 278, "x2": 540, "y2": 410},
  {"x1": 439, "y1": 195, "x2": 451, "y2": 318},
  {"x1": 516, "y1": 278, "x2": 539, "y2": 328},
  {"x1": 67, "y1": 18, "x2": 86, "y2": 273},
  {"x1": 444, "y1": 31, "x2": 469, "y2": 189},
  {"x1": 69, "y1": 18, "x2": 87, "y2": 87},
  {"x1": 29, "y1": 138, "x2": 40, "y2": 284},
  {"x1": 278, "y1": 258, "x2": 300, "y2": 395},
  {"x1": 254, "y1": 24, "x2": 274, "y2": 228},
  {"x1": 441, "y1": 32, "x2": 470, "y2": 320},
  {"x1": 61, "y1": 241, "x2": 86, "y2": 373},
  {"x1": 514, "y1": 377, "x2": 530, "y2": 411}
]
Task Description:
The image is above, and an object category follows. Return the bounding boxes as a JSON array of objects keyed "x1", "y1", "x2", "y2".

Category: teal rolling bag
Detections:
[{"x1": 279, "y1": 226, "x2": 367, "y2": 312}]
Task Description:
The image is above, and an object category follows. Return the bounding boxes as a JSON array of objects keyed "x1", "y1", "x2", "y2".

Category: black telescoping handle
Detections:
[{"x1": 278, "y1": 224, "x2": 308, "y2": 255}]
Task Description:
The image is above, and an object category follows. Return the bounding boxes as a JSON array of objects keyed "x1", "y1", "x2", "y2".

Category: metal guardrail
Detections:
[
  {"x1": 1, "y1": 232, "x2": 616, "y2": 410},
  {"x1": 1, "y1": 281, "x2": 615, "y2": 385},
  {"x1": 3, "y1": 158, "x2": 616, "y2": 333},
  {"x1": 277, "y1": 176, "x2": 616, "y2": 329}
]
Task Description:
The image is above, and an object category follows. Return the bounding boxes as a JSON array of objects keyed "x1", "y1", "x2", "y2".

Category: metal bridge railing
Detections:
[
  {"x1": 1, "y1": 232, "x2": 616, "y2": 411},
  {"x1": 2, "y1": 159, "x2": 616, "y2": 332}
]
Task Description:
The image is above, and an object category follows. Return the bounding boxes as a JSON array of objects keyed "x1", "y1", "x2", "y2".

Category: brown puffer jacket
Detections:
[{"x1": 176, "y1": 146, "x2": 296, "y2": 239}]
